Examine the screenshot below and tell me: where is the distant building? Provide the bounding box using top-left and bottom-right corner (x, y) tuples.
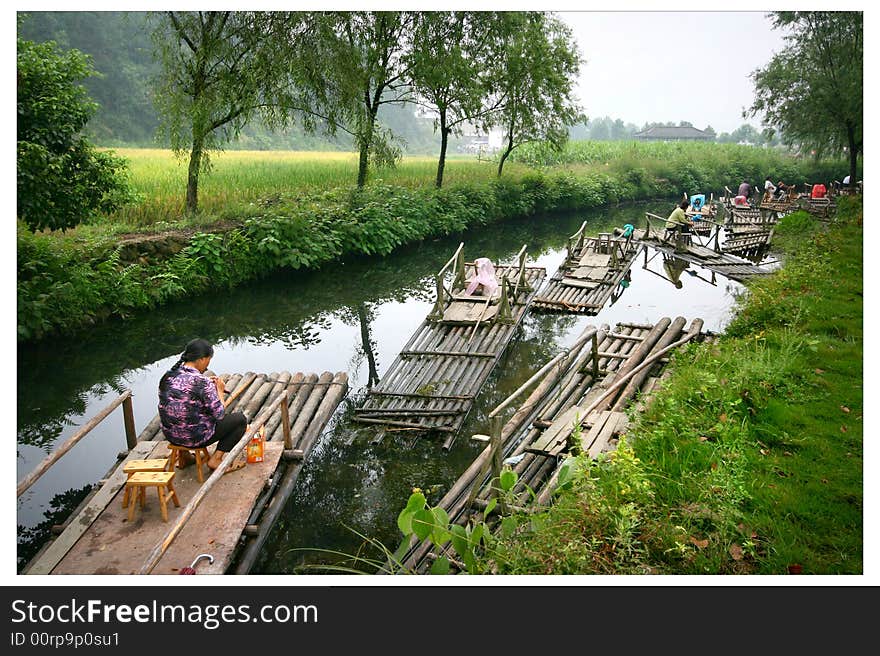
(634, 126), (715, 142)
(460, 124), (504, 154)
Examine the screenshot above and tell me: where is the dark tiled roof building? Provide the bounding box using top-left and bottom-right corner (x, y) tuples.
(634, 126), (714, 141)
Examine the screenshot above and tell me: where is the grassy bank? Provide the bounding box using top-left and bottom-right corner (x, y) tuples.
(488, 197), (863, 575)
(18, 143), (849, 343)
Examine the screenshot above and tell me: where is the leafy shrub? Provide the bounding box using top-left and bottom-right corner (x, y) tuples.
(17, 35), (134, 231)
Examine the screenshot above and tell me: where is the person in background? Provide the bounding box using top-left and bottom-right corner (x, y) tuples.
(811, 182), (827, 199)
(158, 338), (248, 474)
(664, 199), (691, 241)
(843, 174), (851, 188)
(774, 181), (789, 200)
(763, 178), (777, 203)
(737, 180), (752, 199)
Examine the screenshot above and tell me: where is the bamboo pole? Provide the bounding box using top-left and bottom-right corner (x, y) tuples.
(17, 390), (133, 498)
(536, 320), (704, 506)
(233, 372), (348, 574)
(122, 395), (137, 450)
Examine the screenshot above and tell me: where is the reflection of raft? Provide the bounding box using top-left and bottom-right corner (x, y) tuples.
(620, 214), (772, 282)
(354, 243), (546, 448)
(532, 222), (638, 314)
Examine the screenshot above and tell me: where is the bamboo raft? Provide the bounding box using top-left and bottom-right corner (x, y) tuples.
(759, 198), (799, 215)
(796, 196), (836, 219)
(617, 215), (772, 283)
(354, 243), (546, 449)
(23, 370), (348, 575)
(531, 222), (639, 314)
(726, 205), (778, 227)
(393, 317), (705, 574)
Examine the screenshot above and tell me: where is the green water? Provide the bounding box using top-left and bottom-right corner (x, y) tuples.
(17, 201), (750, 573)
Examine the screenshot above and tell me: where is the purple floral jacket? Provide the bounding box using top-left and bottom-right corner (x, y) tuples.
(158, 364), (225, 447)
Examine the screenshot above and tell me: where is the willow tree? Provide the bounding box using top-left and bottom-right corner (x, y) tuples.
(152, 11), (304, 214)
(487, 12), (583, 177)
(748, 12), (863, 183)
(299, 11), (417, 188)
(407, 12), (502, 188)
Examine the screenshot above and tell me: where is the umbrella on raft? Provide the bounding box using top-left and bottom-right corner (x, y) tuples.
(179, 553), (214, 575)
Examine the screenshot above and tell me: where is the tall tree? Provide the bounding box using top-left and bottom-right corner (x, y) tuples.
(151, 11), (300, 213)
(408, 12), (501, 188)
(301, 12), (417, 188)
(17, 31), (132, 231)
(748, 11), (862, 182)
(487, 12), (583, 176)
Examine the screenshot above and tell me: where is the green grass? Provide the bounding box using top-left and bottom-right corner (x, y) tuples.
(103, 148), (532, 228)
(492, 198), (863, 575)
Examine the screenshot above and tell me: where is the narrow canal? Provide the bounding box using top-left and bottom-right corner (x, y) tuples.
(16, 200), (758, 573)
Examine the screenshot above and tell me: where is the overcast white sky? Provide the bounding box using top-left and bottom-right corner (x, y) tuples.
(9, 4), (869, 136)
(558, 11), (787, 134)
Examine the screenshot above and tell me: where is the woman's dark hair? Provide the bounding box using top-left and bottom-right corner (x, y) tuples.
(180, 338), (214, 364)
(679, 199), (690, 209)
(160, 339), (214, 391)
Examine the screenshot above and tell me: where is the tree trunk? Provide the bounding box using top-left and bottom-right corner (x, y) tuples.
(497, 137), (514, 177)
(186, 134), (204, 214)
(357, 108), (378, 189)
(847, 124), (858, 185)
(435, 109), (449, 188)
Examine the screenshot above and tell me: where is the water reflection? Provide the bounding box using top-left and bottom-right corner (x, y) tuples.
(17, 200), (753, 572)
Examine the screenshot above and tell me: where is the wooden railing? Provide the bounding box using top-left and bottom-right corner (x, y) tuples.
(468, 326), (602, 511)
(17, 390), (137, 498)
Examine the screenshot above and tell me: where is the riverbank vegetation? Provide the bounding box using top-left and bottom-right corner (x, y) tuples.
(17, 142), (849, 343)
(481, 197), (863, 575)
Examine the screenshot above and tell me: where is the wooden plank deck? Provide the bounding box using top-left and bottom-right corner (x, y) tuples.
(532, 232), (639, 314)
(24, 369), (348, 575)
(50, 441), (284, 575)
(354, 247), (545, 448)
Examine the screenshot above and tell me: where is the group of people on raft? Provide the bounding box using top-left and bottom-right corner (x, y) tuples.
(731, 174), (857, 208)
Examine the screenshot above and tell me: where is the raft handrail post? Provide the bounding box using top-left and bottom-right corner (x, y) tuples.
(489, 414), (506, 514)
(567, 221), (586, 264)
(496, 277), (513, 324)
(591, 332), (599, 378)
(428, 273), (447, 320)
(122, 394), (137, 451)
(453, 245), (465, 291)
(281, 389), (292, 449)
(514, 244), (529, 294)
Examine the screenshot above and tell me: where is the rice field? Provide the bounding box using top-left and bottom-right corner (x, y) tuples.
(109, 148), (529, 226)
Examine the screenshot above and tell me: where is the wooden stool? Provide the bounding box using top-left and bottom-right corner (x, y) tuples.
(166, 444), (210, 483)
(125, 471), (180, 522)
(121, 458), (169, 508)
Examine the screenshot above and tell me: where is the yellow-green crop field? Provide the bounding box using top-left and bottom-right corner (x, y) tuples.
(110, 148), (531, 226)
